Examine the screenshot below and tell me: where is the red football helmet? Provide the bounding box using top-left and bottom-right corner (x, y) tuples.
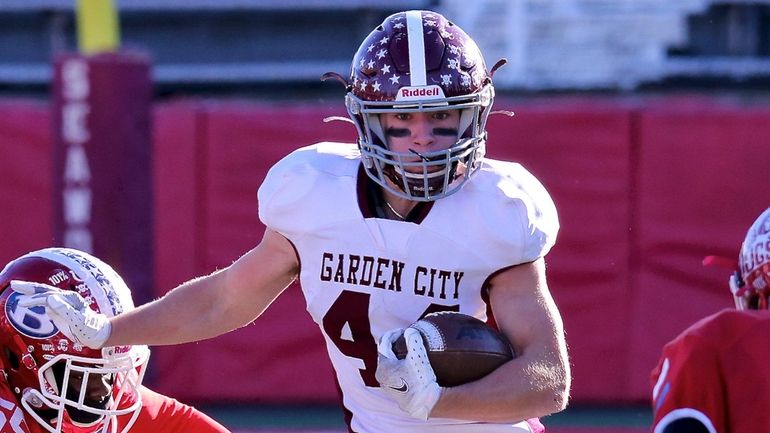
(0, 248), (149, 433)
(344, 10), (496, 201)
(731, 207), (770, 310)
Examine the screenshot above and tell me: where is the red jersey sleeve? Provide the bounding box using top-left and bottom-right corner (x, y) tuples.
(651, 310), (770, 433)
(649, 310), (770, 433)
(650, 332), (723, 433)
(125, 387), (229, 433)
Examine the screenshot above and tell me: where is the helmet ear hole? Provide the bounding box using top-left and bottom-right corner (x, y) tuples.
(4, 347), (20, 371)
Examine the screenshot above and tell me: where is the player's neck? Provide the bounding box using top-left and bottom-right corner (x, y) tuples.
(382, 190), (416, 221)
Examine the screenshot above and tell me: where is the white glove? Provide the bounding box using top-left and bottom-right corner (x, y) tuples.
(11, 280), (111, 349)
(375, 327), (443, 420)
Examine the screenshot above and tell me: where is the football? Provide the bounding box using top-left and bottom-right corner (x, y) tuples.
(392, 311), (515, 387)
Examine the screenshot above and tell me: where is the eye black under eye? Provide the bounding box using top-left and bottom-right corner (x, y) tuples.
(433, 128), (458, 136)
(385, 127), (410, 138)
(385, 127), (458, 138)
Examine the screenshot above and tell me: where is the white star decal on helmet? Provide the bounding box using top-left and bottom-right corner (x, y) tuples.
(345, 9), (495, 201)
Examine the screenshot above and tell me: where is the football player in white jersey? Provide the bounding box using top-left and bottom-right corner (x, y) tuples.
(11, 10), (570, 433)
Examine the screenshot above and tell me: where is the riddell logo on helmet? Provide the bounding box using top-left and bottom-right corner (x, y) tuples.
(395, 85), (446, 101)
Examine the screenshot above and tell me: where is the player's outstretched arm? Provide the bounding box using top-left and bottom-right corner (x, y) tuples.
(108, 228), (299, 347)
(12, 229), (298, 348)
(429, 258), (570, 422)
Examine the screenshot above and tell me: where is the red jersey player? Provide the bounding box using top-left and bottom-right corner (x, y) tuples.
(650, 207), (770, 433)
(0, 248), (230, 433)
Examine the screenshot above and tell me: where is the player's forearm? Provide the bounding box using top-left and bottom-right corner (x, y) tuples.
(430, 353), (570, 422)
(106, 270), (241, 346)
(103, 231), (299, 347)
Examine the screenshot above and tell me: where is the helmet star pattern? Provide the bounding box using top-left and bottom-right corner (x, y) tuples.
(350, 11), (485, 102)
(344, 10), (496, 201)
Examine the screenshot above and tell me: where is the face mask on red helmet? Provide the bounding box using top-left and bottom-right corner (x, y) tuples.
(0, 248), (149, 433)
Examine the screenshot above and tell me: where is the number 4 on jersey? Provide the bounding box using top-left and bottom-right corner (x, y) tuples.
(322, 290), (457, 387)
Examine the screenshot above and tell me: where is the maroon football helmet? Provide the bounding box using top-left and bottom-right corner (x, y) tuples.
(345, 10), (496, 201)
(731, 207), (770, 309)
(0, 248), (149, 433)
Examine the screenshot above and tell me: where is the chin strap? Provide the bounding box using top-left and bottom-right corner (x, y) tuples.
(322, 116), (355, 125)
(320, 72), (355, 129)
(489, 58), (508, 78)
(321, 71), (351, 90)
(490, 109), (515, 117)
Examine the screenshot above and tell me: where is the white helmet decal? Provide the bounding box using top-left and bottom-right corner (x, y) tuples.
(5, 292), (59, 339)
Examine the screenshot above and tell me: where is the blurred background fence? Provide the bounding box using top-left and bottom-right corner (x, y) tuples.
(3, 0), (770, 431)
(4, 0), (770, 93)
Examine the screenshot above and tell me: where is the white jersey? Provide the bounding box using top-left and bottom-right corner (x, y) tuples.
(258, 142), (559, 433)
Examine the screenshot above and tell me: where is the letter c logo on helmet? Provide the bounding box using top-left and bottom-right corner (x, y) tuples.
(5, 292), (59, 339)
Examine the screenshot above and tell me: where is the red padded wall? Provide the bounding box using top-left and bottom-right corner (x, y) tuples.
(151, 101), (208, 393)
(3, 96), (770, 406)
(489, 99), (635, 402)
(0, 101), (53, 265)
(152, 98), (641, 404)
(627, 99), (770, 400)
(152, 101), (203, 292)
(147, 97), (770, 404)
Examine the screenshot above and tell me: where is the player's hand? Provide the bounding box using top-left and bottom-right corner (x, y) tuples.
(375, 327), (442, 420)
(10, 280), (111, 349)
